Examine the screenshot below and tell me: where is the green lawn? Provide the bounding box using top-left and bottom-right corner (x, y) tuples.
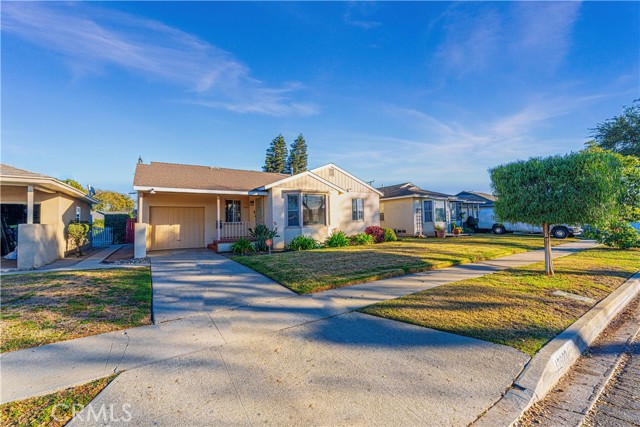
(231, 234), (576, 294)
(1, 268), (152, 353)
(360, 247), (640, 356)
(1, 375), (116, 427)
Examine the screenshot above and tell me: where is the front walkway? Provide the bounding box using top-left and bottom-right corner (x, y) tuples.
(0, 244), (139, 276)
(2, 241), (597, 425)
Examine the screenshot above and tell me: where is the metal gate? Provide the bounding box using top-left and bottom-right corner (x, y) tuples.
(91, 227), (114, 247)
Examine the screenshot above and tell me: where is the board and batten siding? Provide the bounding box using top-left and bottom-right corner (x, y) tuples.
(313, 166), (371, 193)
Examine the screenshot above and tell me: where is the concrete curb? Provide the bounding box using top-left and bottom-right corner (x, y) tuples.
(473, 270), (640, 427)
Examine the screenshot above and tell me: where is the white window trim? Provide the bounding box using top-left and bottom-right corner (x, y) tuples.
(352, 198), (364, 221)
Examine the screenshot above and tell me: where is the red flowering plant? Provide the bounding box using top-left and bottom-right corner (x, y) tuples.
(364, 225), (385, 243)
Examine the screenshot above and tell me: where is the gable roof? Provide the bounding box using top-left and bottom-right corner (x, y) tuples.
(0, 164), (98, 204)
(377, 182), (453, 200)
(311, 163), (384, 196)
(133, 162), (288, 193)
(258, 170), (346, 193)
(456, 191), (496, 205)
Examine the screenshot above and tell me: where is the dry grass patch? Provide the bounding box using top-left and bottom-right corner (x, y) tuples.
(1, 375), (115, 427)
(361, 247), (640, 356)
(1, 268), (151, 353)
(231, 234), (575, 294)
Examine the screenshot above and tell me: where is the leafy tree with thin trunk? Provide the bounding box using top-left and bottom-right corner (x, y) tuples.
(287, 134), (308, 175)
(263, 134), (288, 173)
(490, 151), (623, 276)
(61, 178), (87, 194)
(589, 100), (640, 158)
(93, 190), (135, 213)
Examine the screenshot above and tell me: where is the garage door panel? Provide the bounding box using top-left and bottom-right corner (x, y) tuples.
(150, 207), (204, 250)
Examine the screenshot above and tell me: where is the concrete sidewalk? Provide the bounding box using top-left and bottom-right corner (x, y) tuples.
(0, 244), (142, 276)
(1, 240), (596, 406)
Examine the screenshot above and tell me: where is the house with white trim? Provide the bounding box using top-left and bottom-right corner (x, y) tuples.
(377, 183), (482, 237)
(133, 161), (381, 255)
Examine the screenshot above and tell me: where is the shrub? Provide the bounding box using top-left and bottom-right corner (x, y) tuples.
(67, 221), (90, 256)
(325, 231), (350, 247)
(231, 238), (255, 255)
(364, 225), (385, 243)
(350, 233), (374, 245)
(92, 219), (105, 228)
(288, 235), (319, 251)
(383, 228), (397, 242)
(465, 216), (479, 229)
(105, 214), (130, 244)
(586, 221), (640, 249)
(249, 223), (279, 252)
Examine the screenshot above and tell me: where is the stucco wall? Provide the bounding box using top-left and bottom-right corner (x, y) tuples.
(380, 198), (416, 236)
(17, 224), (60, 269)
(269, 187), (379, 249)
(1, 185), (91, 259)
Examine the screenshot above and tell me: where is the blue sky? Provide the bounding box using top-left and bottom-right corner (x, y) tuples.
(2, 1), (639, 194)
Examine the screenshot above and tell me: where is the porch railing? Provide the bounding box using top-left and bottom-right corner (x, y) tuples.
(219, 222), (255, 240)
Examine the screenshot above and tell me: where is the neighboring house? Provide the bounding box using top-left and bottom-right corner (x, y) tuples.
(132, 161), (381, 254)
(377, 183), (482, 237)
(0, 164), (97, 269)
(455, 191), (496, 209)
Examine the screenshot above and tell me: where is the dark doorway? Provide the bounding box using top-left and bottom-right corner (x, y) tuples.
(1, 204), (41, 256)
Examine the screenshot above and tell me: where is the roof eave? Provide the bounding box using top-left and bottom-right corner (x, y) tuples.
(1, 175), (98, 204)
(133, 185), (269, 196)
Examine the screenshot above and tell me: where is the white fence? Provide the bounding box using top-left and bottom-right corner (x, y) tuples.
(91, 227), (114, 247)
(220, 222), (254, 240)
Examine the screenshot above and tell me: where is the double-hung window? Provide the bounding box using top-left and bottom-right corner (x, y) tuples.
(434, 200), (446, 222)
(302, 194), (326, 226)
(423, 201), (433, 222)
(352, 198), (364, 221)
(225, 200), (241, 223)
(287, 194), (300, 227)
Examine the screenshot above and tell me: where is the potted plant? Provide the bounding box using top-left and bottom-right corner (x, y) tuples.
(434, 224), (446, 238)
(452, 221), (463, 236)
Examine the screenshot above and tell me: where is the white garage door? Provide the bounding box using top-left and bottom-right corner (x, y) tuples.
(149, 207), (205, 250)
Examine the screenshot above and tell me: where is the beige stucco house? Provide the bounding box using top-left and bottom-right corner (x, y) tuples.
(378, 183), (481, 237)
(1, 164), (97, 269)
(132, 161), (381, 255)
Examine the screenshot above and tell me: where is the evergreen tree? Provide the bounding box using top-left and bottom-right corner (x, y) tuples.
(263, 134), (288, 173)
(287, 134), (308, 175)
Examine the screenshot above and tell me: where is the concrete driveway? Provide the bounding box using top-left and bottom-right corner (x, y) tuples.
(150, 249), (296, 322)
(65, 248), (537, 426)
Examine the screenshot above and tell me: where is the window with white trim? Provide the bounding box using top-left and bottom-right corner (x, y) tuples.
(352, 198), (364, 221)
(423, 201), (433, 222)
(287, 194), (300, 227)
(434, 200), (446, 222)
(225, 200), (241, 223)
(302, 194), (326, 226)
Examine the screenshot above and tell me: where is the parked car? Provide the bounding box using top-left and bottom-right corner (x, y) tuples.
(477, 208), (582, 239)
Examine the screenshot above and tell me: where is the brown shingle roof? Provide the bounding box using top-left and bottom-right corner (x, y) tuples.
(0, 164), (51, 179)
(133, 162), (289, 192)
(377, 182), (453, 199)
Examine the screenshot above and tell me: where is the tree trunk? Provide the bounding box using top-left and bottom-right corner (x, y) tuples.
(543, 223), (554, 276)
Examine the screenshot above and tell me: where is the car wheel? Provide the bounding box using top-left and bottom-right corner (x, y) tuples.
(492, 225), (506, 234)
(552, 227), (569, 239)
